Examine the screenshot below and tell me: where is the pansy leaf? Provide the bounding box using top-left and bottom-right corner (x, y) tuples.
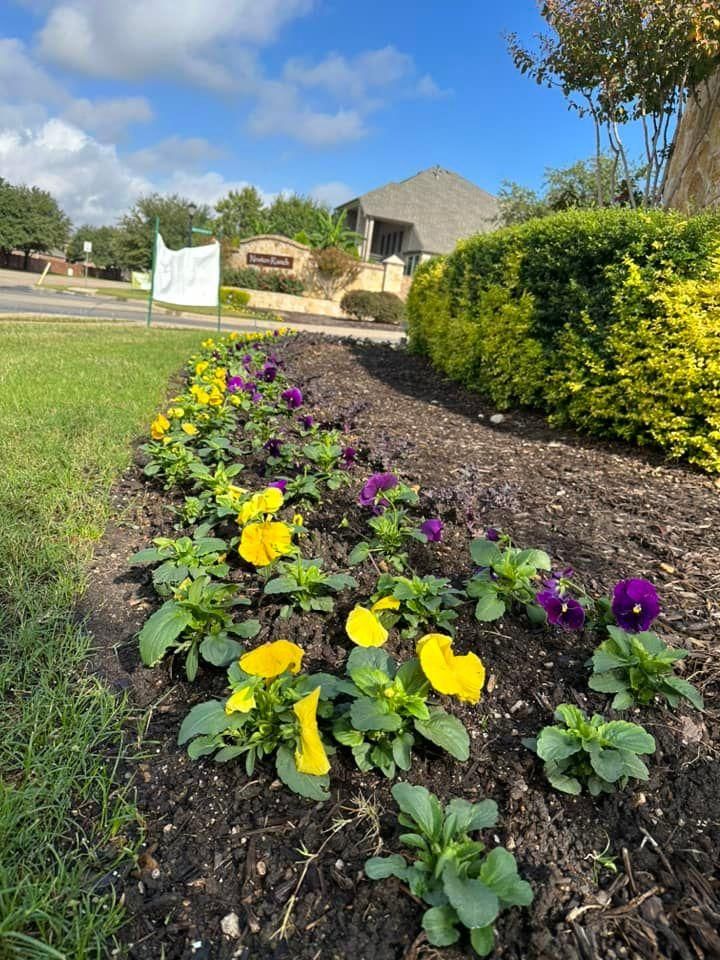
(536, 727), (581, 761)
(422, 905), (460, 947)
(275, 744), (329, 801)
(138, 601), (192, 667)
(187, 735), (218, 759)
(185, 643), (199, 681)
(479, 847), (533, 905)
(544, 761), (582, 795)
(618, 750), (650, 781)
(610, 690), (635, 710)
(199, 634), (244, 667)
(297, 672), (356, 700)
(392, 732), (414, 771)
(469, 540), (502, 567)
(391, 782), (443, 839)
(442, 861), (499, 929)
(588, 673), (628, 694)
(350, 697), (402, 732)
(348, 542), (371, 565)
(128, 547), (163, 565)
(414, 710), (470, 761)
(263, 576), (298, 595)
(469, 925), (495, 957)
(178, 700), (230, 744)
(662, 676), (704, 710)
(600, 722), (655, 754)
(514, 548), (551, 571)
(347, 646), (396, 678)
(589, 747), (628, 784)
(227, 618), (261, 638)
(365, 854), (409, 881)
(396, 658), (428, 695)
(471, 583), (505, 622)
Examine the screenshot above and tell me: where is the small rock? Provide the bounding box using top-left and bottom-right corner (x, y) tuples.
(256, 860), (267, 876)
(221, 913), (241, 939)
(489, 413), (506, 425)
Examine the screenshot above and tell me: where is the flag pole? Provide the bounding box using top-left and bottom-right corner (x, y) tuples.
(146, 216), (159, 328)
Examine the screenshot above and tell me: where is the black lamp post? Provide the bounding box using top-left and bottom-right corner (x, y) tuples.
(187, 201), (197, 247)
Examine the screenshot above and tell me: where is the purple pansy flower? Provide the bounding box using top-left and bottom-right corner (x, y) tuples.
(264, 438), (282, 457)
(242, 354), (252, 367)
(611, 579), (660, 633)
(542, 567), (575, 596)
(420, 518), (443, 542)
(262, 363), (278, 383)
(536, 590), (586, 631)
(358, 472), (398, 509)
(486, 527), (500, 542)
(341, 445), (357, 465)
(299, 415), (314, 429)
(226, 375), (245, 393)
(281, 387), (303, 409)
(268, 479), (287, 493)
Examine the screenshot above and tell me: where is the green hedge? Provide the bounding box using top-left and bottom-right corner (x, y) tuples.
(407, 209), (720, 472)
(341, 290), (406, 325)
(223, 266), (304, 296)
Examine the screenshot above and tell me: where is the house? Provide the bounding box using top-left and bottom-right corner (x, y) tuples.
(337, 166), (499, 275)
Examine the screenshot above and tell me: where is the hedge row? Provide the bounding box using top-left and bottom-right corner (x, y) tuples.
(340, 289), (406, 325)
(223, 266), (305, 296)
(407, 209), (720, 472)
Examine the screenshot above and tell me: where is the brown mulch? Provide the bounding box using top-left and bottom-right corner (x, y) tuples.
(84, 334), (720, 960)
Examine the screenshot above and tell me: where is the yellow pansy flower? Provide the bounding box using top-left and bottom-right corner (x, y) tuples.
(346, 606), (388, 647)
(239, 521), (293, 566)
(214, 367), (227, 380)
(225, 686), (256, 714)
(167, 406), (185, 419)
(150, 413), (170, 439)
(237, 487), (284, 525)
(201, 338), (215, 349)
(190, 386), (210, 405)
(294, 687), (330, 775)
(181, 422), (199, 436)
(207, 388), (223, 406)
(416, 633), (485, 704)
(228, 331), (239, 341)
(239, 639), (304, 678)
(292, 513), (303, 527)
(195, 361), (209, 375)
(371, 596), (401, 613)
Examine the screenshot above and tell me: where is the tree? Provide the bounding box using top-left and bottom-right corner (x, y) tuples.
(299, 209), (362, 253)
(310, 247), (361, 299)
(0, 178), (23, 264)
(264, 194), (326, 239)
(115, 194), (213, 270)
(2, 183), (71, 269)
(498, 154), (644, 226)
(507, 1), (720, 207)
(67, 225), (122, 269)
(215, 186), (266, 243)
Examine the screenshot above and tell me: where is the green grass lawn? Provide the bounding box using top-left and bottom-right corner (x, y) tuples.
(0, 320), (202, 958)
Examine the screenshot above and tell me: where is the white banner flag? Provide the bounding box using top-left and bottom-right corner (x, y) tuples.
(153, 233), (220, 307)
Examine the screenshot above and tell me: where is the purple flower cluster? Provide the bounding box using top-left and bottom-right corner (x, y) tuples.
(281, 387), (303, 410)
(358, 472), (398, 510)
(536, 568), (585, 630)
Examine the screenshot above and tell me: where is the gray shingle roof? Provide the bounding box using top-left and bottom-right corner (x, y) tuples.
(338, 166), (499, 254)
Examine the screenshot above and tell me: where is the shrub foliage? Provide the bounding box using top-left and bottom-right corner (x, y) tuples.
(223, 266), (304, 296)
(341, 289), (406, 325)
(407, 209), (720, 471)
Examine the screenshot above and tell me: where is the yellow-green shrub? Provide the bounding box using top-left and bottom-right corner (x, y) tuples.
(407, 209), (720, 472)
(220, 286), (251, 310)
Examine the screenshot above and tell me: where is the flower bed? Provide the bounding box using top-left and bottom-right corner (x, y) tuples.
(93, 334), (719, 959)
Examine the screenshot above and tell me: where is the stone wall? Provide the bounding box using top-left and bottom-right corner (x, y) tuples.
(664, 70), (720, 212)
(227, 235), (407, 302)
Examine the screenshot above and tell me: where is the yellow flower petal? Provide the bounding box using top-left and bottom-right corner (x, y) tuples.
(239, 639), (304, 678)
(225, 686), (256, 714)
(150, 413), (170, 440)
(195, 361), (209, 375)
(292, 513), (303, 527)
(371, 596), (401, 613)
(238, 487), (284, 524)
(181, 422), (198, 436)
(346, 606), (388, 647)
(239, 520), (292, 566)
(417, 633), (485, 704)
(294, 687), (330, 775)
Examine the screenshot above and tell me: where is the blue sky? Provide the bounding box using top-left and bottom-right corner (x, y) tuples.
(0, 1), (622, 225)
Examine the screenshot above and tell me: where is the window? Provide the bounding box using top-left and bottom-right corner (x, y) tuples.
(404, 254), (420, 276)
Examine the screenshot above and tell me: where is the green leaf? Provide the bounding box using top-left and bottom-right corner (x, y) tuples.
(611, 690), (635, 710)
(479, 848), (533, 905)
(365, 854), (408, 881)
(185, 643), (199, 681)
(473, 584), (506, 622)
(391, 782), (442, 839)
(324, 573), (357, 591)
(128, 547), (162, 565)
(601, 721), (655, 754)
(187, 735), (217, 758)
(422, 906), (460, 947)
(469, 540), (502, 567)
(153, 561), (188, 585)
(588, 673), (629, 694)
(346, 646), (395, 678)
(544, 762), (582, 795)
(264, 575), (297, 595)
(442, 862), (499, 930)
(469, 925), (495, 957)
(350, 697), (402, 732)
(444, 798), (498, 836)
(349, 666), (391, 695)
(348, 541), (371, 565)
(662, 675), (704, 710)
(199, 634), (244, 667)
(275, 744), (329, 801)
(396, 658), (428, 696)
(178, 700), (230, 744)
(515, 548), (551, 571)
(138, 601), (192, 667)
(392, 732), (414, 771)
(227, 618), (261, 639)
(414, 709), (469, 761)
(525, 602), (547, 625)
(554, 703), (585, 728)
(536, 727), (581, 761)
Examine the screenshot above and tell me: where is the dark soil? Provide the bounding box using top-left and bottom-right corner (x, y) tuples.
(84, 335), (720, 960)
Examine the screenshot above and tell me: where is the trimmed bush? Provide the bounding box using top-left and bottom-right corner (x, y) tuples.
(341, 290), (406, 325)
(407, 209), (720, 472)
(223, 266), (304, 296)
(220, 286), (251, 310)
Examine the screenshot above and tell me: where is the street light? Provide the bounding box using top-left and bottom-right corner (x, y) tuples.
(187, 201), (198, 247)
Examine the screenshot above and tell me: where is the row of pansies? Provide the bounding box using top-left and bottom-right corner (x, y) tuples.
(133, 329), (703, 956)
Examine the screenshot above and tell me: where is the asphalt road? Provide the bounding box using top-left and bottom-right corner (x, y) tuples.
(0, 283), (404, 341)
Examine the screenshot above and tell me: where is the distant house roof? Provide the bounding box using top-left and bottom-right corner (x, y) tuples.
(338, 166), (499, 254)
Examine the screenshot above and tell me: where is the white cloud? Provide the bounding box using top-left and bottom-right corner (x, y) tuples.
(62, 96), (153, 141)
(310, 180), (355, 208)
(247, 80), (367, 145)
(0, 37), (62, 104)
(128, 136), (223, 173)
(37, 0), (313, 88)
(284, 46), (414, 101)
